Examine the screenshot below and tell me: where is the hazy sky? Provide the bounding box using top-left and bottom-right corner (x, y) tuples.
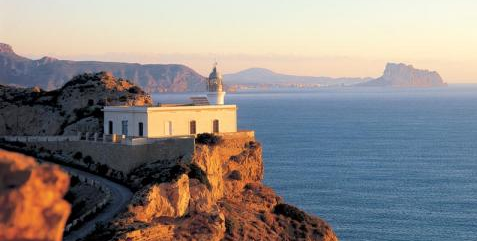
(1, 0), (477, 82)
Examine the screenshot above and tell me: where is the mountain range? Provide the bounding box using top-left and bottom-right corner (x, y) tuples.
(0, 43), (206, 92)
(224, 68), (371, 88)
(0, 43), (447, 92)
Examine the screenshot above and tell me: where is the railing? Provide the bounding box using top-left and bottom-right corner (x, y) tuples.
(0, 135), (80, 142)
(63, 172), (112, 233)
(0, 130), (252, 146)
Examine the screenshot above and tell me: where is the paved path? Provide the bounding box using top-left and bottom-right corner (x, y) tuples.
(58, 165), (133, 241)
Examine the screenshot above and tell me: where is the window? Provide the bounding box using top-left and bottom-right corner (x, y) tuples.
(121, 120), (128, 136)
(108, 121), (113, 134)
(190, 120), (197, 135)
(165, 121), (172, 135)
(138, 122), (144, 137)
(213, 119), (219, 133)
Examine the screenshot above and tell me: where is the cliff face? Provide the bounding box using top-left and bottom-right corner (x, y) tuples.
(87, 136), (338, 241)
(0, 72), (152, 135)
(0, 43), (206, 92)
(0, 149), (71, 241)
(359, 63), (447, 87)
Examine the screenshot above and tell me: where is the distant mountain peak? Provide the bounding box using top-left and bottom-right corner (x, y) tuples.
(37, 56), (58, 64)
(231, 68), (278, 75)
(0, 43), (15, 54)
(359, 62), (446, 87)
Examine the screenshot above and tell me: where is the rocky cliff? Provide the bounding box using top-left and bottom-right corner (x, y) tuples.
(0, 71), (152, 135)
(0, 149), (71, 241)
(359, 63), (447, 87)
(0, 43), (206, 92)
(86, 135), (338, 241)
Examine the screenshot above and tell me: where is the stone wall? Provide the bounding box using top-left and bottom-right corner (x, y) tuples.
(25, 138), (195, 174)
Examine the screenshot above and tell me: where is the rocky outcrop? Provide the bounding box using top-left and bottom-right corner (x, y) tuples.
(128, 174), (190, 222)
(359, 63), (447, 87)
(0, 43), (15, 54)
(0, 43), (206, 92)
(0, 149), (71, 241)
(0, 71), (152, 135)
(86, 136), (338, 241)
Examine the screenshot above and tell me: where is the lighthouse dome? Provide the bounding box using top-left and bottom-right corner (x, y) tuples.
(209, 66), (222, 80)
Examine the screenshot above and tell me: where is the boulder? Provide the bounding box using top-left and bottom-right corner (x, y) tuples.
(0, 149), (71, 241)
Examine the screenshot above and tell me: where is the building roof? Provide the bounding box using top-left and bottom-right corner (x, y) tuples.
(103, 104), (236, 113)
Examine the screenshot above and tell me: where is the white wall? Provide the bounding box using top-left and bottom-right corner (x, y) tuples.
(103, 105), (237, 137)
(103, 110), (148, 137)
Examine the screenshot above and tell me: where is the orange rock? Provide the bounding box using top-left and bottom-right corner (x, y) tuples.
(128, 174), (190, 222)
(0, 149), (71, 241)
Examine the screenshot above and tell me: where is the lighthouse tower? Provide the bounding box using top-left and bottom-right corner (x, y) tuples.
(207, 62), (226, 105)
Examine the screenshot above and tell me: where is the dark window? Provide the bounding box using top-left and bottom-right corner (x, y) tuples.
(87, 99), (94, 106)
(121, 120), (128, 136)
(138, 122), (144, 137)
(108, 121), (113, 134)
(190, 120), (197, 135)
(213, 119), (219, 133)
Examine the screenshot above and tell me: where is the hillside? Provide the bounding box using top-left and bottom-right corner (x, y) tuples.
(358, 63), (447, 87)
(0, 43), (206, 92)
(0, 72), (152, 135)
(224, 68), (370, 88)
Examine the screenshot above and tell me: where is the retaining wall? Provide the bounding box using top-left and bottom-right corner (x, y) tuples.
(26, 137), (195, 174)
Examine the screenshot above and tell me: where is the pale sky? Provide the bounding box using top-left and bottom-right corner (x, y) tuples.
(1, 0), (477, 82)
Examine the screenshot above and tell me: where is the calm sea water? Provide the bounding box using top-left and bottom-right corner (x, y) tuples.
(153, 86), (477, 241)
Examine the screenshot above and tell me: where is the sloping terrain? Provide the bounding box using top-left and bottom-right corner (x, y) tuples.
(0, 43), (206, 92)
(0, 71), (152, 135)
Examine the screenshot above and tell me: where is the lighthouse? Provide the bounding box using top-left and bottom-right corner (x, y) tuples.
(206, 62), (226, 105)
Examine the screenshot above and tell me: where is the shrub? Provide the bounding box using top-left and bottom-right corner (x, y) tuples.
(97, 163), (110, 176)
(83, 155), (93, 166)
(195, 133), (221, 146)
(128, 86), (141, 94)
(273, 203), (306, 222)
(228, 170), (242, 180)
(73, 152), (83, 160)
(189, 164), (212, 190)
(118, 96), (128, 102)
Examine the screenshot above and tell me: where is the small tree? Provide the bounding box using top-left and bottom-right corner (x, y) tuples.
(73, 152), (83, 160)
(83, 155), (93, 167)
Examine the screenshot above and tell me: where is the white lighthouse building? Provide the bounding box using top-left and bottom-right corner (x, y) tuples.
(102, 63), (237, 138)
(207, 62), (226, 105)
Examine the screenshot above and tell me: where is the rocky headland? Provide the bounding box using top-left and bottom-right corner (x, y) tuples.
(359, 63), (447, 87)
(0, 71), (152, 136)
(0, 71), (338, 240)
(85, 135), (338, 241)
(0, 149), (71, 241)
(0, 43), (206, 92)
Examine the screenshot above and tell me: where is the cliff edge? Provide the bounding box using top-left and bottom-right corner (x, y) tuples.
(0, 149), (71, 241)
(86, 135), (338, 241)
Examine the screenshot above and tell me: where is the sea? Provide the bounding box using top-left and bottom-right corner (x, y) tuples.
(153, 85), (477, 241)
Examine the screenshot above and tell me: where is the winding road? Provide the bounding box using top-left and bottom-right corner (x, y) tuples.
(58, 165), (133, 241)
